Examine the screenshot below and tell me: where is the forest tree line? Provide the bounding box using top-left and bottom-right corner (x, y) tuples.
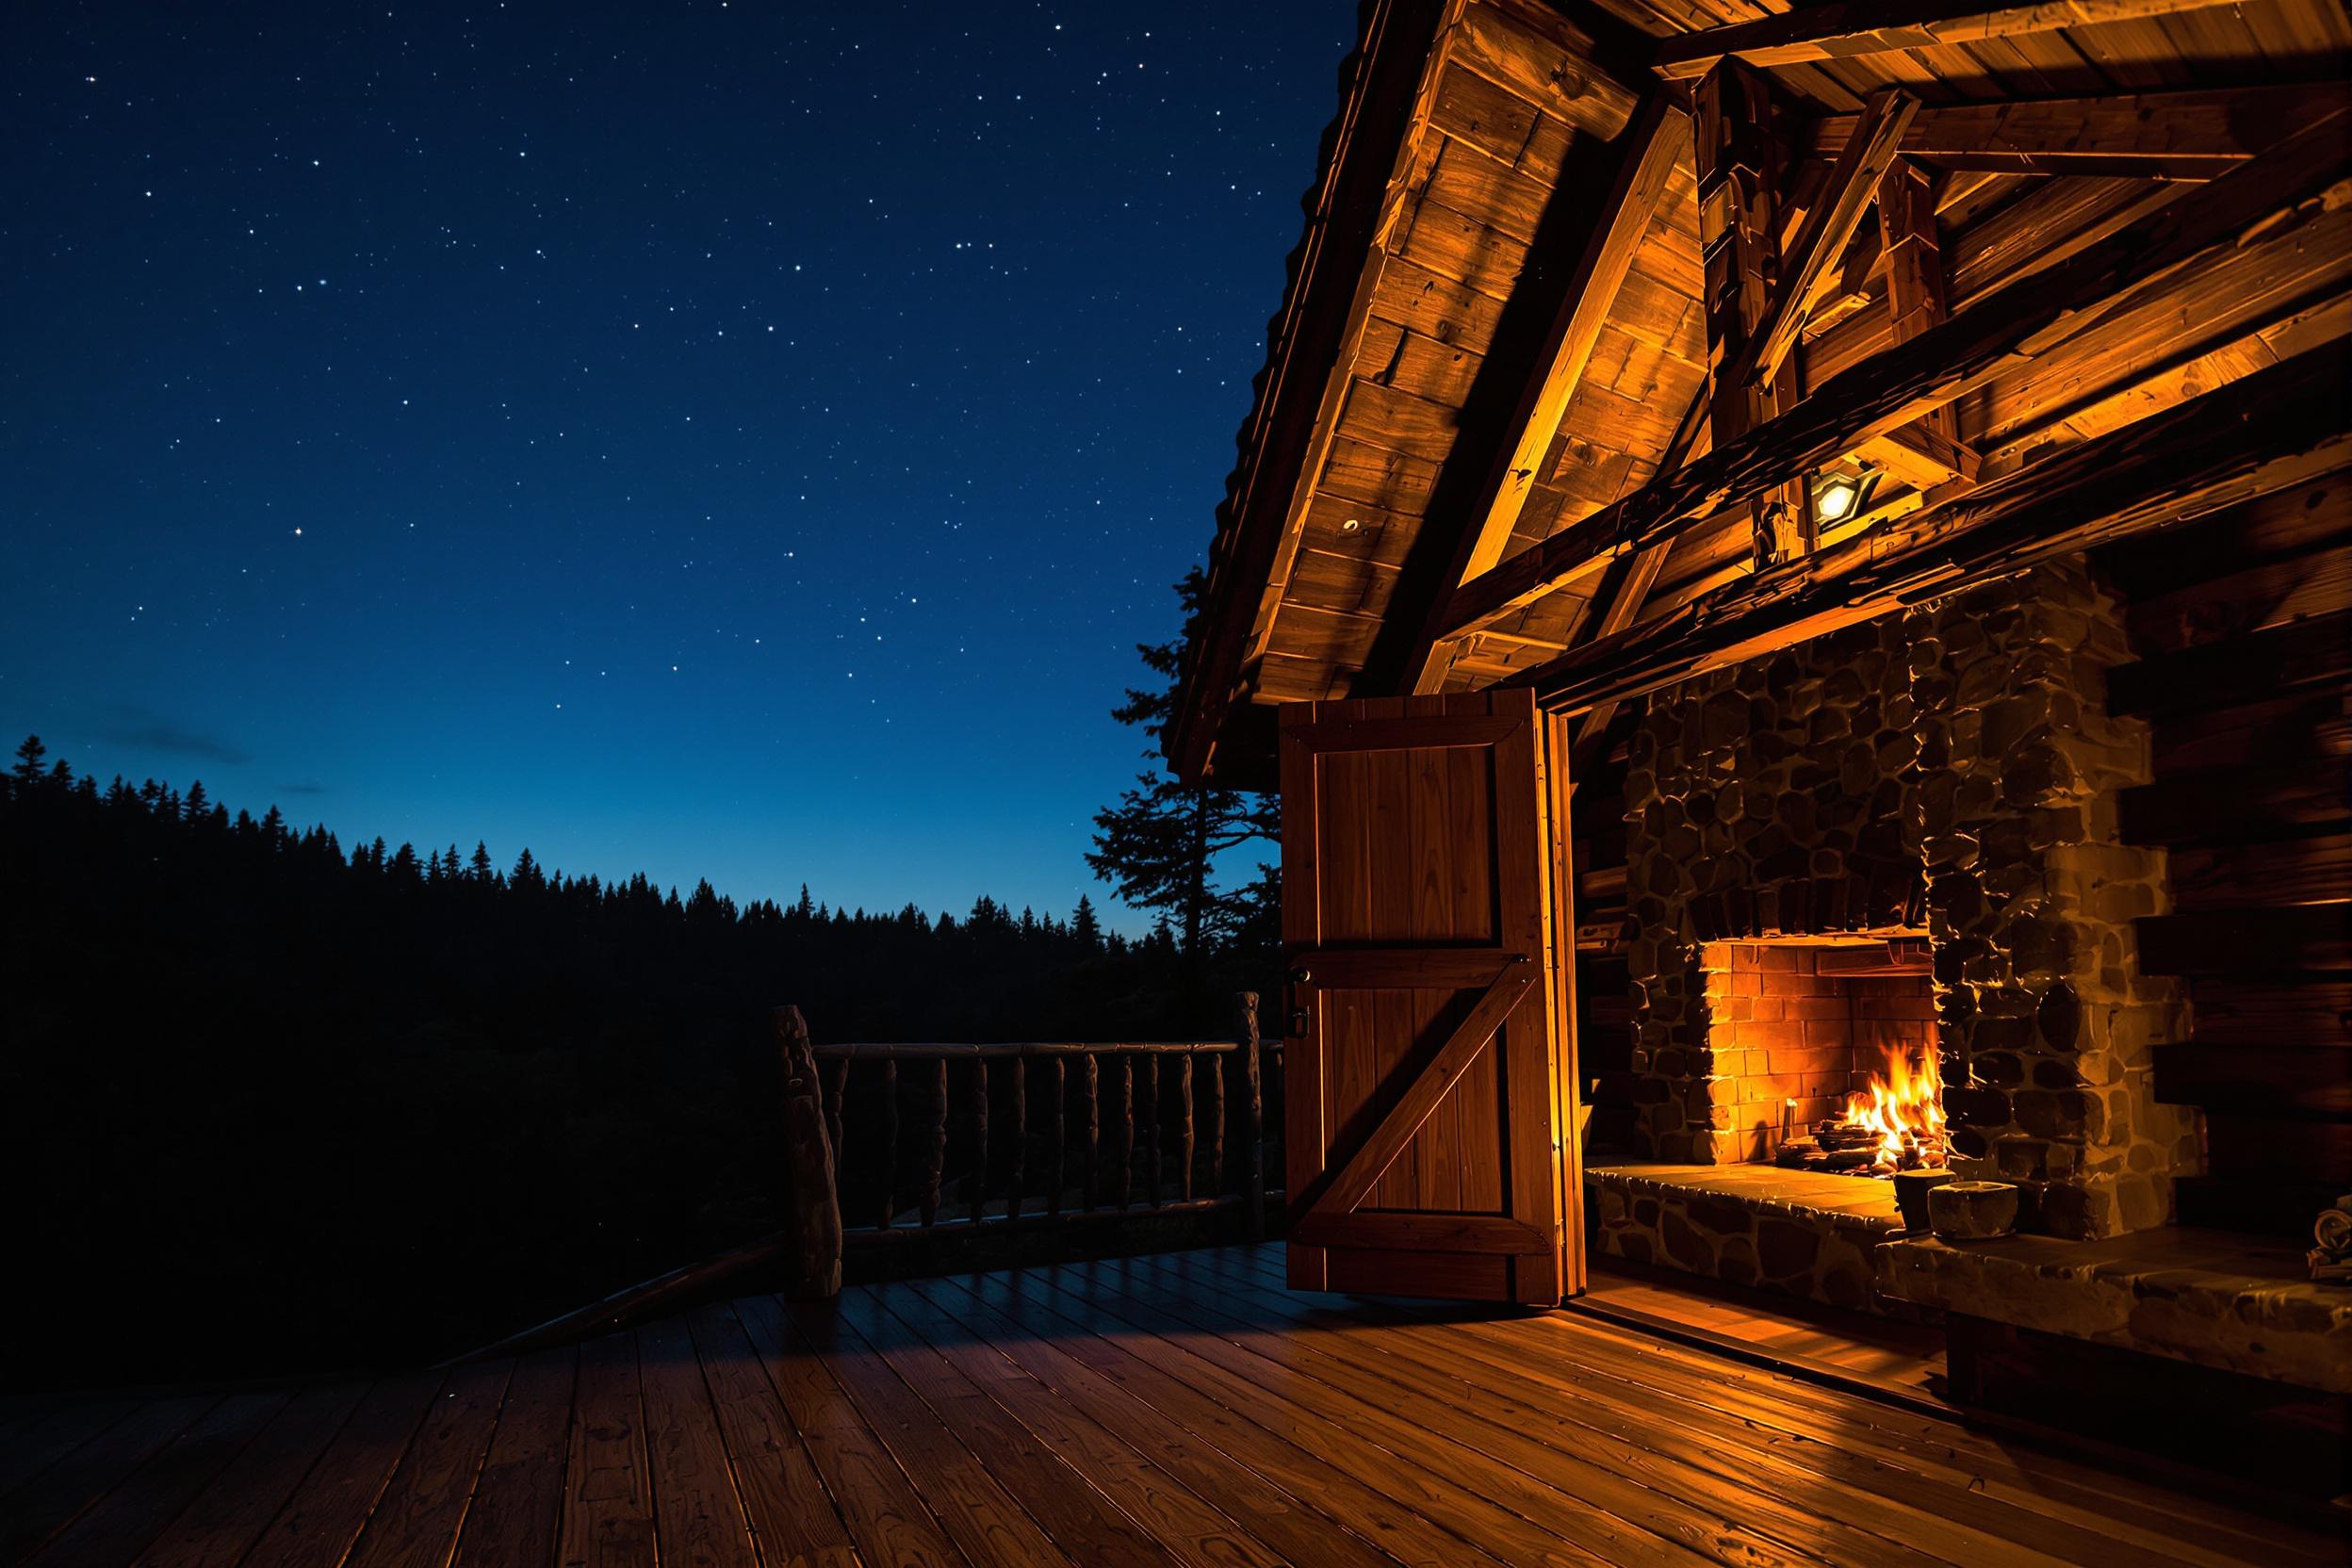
(0, 732), (1274, 1382)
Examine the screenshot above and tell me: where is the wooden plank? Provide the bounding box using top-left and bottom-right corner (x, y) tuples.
(25, 1394), (286, 1568)
(636, 1315), (760, 1567)
(1515, 341), (2352, 715)
(906, 1274), (1413, 1568)
(0, 1402), (140, 1503)
(865, 1288), (1289, 1568)
(126, 1385), (366, 1568)
(344, 1359), (511, 1568)
(1293, 948), (1520, 989)
(1288, 1213), (1549, 1251)
(449, 1348), (577, 1568)
(2154, 1045), (2352, 1115)
(1404, 97), (1686, 695)
(680, 1304), (857, 1568)
(558, 1334), (655, 1568)
(0, 1397), (213, 1564)
(2165, 833), (2352, 910)
(1808, 84), (2345, 177)
(2135, 903), (2352, 974)
(787, 1295), (1127, 1568)
(1654, 0), (2255, 80)
(2107, 608), (2352, 717)
(1303, 963), (1534, 1222)
(237, 1375), (441, 1568)
(1440, 112), (2352, 641)
(731, 1294), (971, 1568)
(2120, 759), (2352, 845)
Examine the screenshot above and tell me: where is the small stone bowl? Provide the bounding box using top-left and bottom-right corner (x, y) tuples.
(1893, 1168), (1955, 1233)
(1929, 1179), (2020, 1241)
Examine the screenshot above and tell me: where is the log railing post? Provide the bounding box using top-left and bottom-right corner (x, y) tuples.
(1202, 1042), (1226, 1201)
(1048, 1056), (1067, 1221)
(968, 1058), (989, 1222)
(1083, 1051), (1102, 1212)
(1005, 1056), (1026, 1227)
(1176, 1052), (1196, 1203)
(1140, 1052), (1162, 1208)
(776, 1006), (842, 1300)
(876, 1057), (899, 1233)
(920, 1057), (949, 1231)
(1238, 991), (1265, 1238)
(1113, 1054), (1135, 1210)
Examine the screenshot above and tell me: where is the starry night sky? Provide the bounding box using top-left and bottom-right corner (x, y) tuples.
(3, 2), (1350, 927)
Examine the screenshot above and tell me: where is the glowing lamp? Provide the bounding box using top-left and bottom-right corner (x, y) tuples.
(1814, 473), (1863, 524)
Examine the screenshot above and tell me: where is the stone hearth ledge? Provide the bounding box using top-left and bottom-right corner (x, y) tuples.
(1586, 1161), (1906, 1314)
(1874, 1229), (2350, 1393)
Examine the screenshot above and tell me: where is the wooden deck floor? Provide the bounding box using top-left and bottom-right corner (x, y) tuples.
(0, 1243), (2330, 1568)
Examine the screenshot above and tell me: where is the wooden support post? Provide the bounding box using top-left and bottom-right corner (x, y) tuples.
(1176, 1052), (1196, 1203)
(1140, 1052), (1162, 1208)
(822, 1056), (847, 1190)
(775, 1006), (841, 1301)
(967, 1058), (988, 1221)
(1047, 1056), (1066, 1221)
(1114, 1054), (1135, 1210)
(1082, 1051), (1101, 1212)
(875, 1058), (897, 1233)
(1238, 992), (1266, 1238)
(920, 1058), (949, 1231)
(1005, 1055), (1025, 1228)
(1694, 60), (1810, 570)
(1874, 159), (1963, 444)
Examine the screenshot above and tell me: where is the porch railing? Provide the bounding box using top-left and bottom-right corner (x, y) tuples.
(777, 993), (1278, 1295)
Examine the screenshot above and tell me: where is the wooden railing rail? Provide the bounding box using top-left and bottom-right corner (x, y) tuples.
(780, 992), (1276, 1296)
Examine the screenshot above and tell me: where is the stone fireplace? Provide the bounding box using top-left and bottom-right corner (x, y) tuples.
(1589, 560), (2202, 1309)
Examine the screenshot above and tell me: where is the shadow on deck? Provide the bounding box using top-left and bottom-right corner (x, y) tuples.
(0, 1242), (2330, 1567)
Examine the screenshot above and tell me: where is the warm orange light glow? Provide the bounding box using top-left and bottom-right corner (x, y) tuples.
(1833, 1045), (1945, 1170)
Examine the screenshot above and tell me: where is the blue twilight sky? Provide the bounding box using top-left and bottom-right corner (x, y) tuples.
(2, 1), (1351, 929)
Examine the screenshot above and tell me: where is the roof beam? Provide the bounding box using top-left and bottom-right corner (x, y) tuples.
(1730, 88), (1919, 403)
(1808, 84), (2345, 180)
(1653, 0), (2256, 82)
(1433, 109), (2352, 645)
(1398, 97), (1686, 696)
(1511, 338), (2349, 715)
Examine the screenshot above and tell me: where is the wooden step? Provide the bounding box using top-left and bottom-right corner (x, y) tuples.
(2153, 1044), (2352, 1118)
(2118, 759), (2351, 846)
(2135, 903), (2352, 976)
(2107, 609), (2352, 719)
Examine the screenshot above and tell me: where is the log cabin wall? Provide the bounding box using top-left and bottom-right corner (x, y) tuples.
(1617, 561), (2199, 1240)
(2096, 472), (2352, 1238)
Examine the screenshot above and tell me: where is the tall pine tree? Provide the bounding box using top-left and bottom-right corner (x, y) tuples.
(1087, 568), (1278, 966)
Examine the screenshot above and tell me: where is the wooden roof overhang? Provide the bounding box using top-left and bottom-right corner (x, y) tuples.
(1168, 0), (2352, 790)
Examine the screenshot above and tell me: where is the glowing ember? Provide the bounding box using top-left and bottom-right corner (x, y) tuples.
(1830, 1046), (1946, 1175)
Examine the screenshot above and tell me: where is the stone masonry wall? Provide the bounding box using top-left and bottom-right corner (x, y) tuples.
(1621, 559), (2197, 1239)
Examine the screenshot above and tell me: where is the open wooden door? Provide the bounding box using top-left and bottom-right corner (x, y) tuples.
(1280, 686), (1583, 1304)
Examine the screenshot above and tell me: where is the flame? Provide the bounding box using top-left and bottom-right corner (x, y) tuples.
(1835, 1046), (1945, 1167)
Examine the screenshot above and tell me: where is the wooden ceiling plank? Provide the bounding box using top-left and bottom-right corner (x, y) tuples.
(1516, 340), (2351, 716)
(1434, 110), (2352, 645)
(1652, 0), (2257, 82)
(1400, 95), (1685, 696)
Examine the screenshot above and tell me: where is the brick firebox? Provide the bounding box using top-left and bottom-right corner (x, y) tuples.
(1700, 938), (1936, 1164)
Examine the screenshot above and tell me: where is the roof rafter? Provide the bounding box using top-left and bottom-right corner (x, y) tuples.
(1397, 95), (1688, 696)
(1433, 110), (2352, 646)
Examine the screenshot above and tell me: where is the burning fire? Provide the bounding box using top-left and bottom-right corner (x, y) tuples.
(1833, 1047), (1946, 1171)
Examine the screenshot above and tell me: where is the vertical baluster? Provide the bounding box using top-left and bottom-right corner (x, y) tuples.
(1238, 991), (1264, 1239)
(1047, 1056), (1067, 1222)
(1082, 1052), (1101, 1211)
(1175, 1051), (1195, 1203)
(1140, 1053), (1161, 1208)
(968, 1058), (988, 1222)
(921, 1057), (949, 1231)
(1005, 1055), (1026, 1227)
(1114, 1054), (1135, 1210)
(1202, 1045), (1225, 1199)
(877, 1057), (898, 1233)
